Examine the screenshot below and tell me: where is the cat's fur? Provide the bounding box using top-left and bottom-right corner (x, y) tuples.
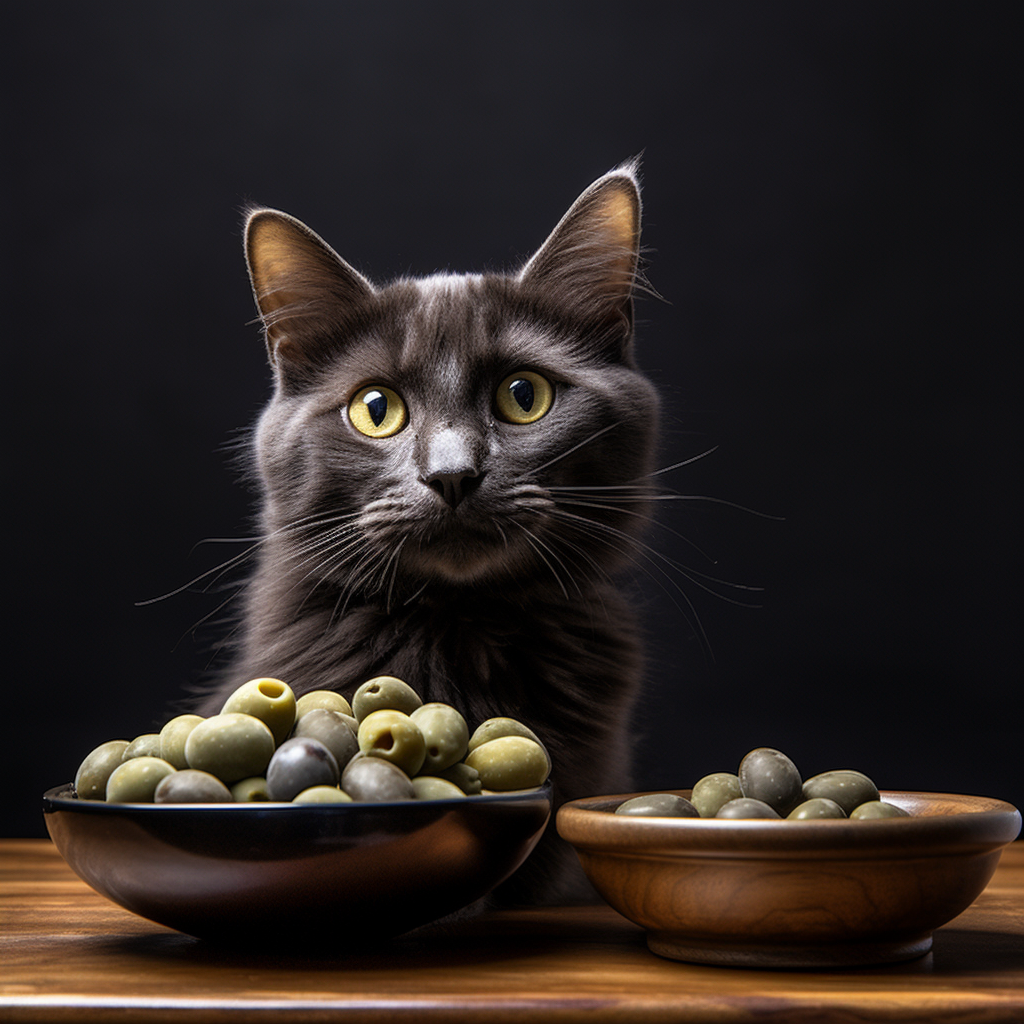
(200, 161), (660, 903)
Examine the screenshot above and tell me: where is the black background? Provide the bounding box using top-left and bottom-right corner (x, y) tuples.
(8, 2), (1021, 838)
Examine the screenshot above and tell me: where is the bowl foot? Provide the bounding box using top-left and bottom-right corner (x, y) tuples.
(646, 931), (933, 969)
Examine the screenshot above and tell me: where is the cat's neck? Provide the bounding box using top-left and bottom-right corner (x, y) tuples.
(228, 550), (640, 721)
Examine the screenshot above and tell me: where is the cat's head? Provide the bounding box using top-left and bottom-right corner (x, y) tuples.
(244, 163), (660, 598)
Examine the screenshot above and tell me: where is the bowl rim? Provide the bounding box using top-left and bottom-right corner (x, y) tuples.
(556, 789), (1021, 857)
(44, 780), (552, 815)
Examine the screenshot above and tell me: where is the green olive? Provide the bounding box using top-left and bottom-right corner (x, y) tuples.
(437, 762), (483, 794)
(691, 772), (743, 818)
(221, 677), (297, 747)
(74, 739), (130, 800)
(106, 757), (177, 802)
(159, 715), (205, 770)
(409, 703), (469, 774)
(357, 709), (427, 776)
(850, 800), (910, 819)
(341, 754), (415, 801)
(122, 733), (162, 761)
(787, 798), (847, 820)
(154, 769), (233, 803)
(292, 786), (353, 804)
(738, 748), (803, 815)
(801, 770), (880, 815)
(352, 676), (423, 721)
(292, 708), (359, 769)
(230, 776), (271, 802)
(467, 717), (551, 773)
(295, 689), (354, 720)
(464, 736), (550, 790)
(716, 797), (782, 819)
(615, 793), (699, 817)
(184, 713), (276, 784)
(411, 776), (467, 800)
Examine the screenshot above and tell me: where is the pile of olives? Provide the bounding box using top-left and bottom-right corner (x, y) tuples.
(74, 676), (551, 804)
(614, 747), (910, 820)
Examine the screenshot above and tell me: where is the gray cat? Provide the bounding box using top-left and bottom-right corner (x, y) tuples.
(200, 161), (660, 902)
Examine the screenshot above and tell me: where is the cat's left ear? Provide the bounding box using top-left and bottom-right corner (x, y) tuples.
(518, 160), (643, 359)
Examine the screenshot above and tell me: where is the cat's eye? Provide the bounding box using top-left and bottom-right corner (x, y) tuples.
(348, 385), (408, 438)
(495, 371), (554, 425)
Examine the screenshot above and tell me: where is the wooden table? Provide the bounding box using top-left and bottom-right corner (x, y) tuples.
(2, 839), (1022, 1022)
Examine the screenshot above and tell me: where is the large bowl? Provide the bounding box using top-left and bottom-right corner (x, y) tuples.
(44, 782), (551, 942)
(557, 789), (1020, 968)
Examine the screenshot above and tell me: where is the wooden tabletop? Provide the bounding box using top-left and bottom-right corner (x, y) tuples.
(3, 838), (1022, 1023)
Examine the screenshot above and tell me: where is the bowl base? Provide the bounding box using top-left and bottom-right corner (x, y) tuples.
(646, 931), (933, 969)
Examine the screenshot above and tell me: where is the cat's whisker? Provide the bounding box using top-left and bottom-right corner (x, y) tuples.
(509, 521), (573, 601)
(136, 510), (364, 607)
(544, 508), (716, 659)
(383, 537), (408, 613)
(547, 506), (762, 604)
(549, 494), (717, 564)
(531, 422), (620, 476)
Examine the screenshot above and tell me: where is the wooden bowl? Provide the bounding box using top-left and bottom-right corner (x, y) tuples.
(44, 782), (550, 943)
(557, 790), (1020, 968)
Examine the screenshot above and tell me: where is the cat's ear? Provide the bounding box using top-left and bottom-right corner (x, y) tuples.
(518, 161), (643, 358)
(245, 208), (376, 374)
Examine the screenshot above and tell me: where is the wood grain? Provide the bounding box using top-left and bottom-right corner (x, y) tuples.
(2, 839), (1022, 1023)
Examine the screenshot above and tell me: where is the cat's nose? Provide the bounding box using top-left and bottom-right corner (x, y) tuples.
(419, 425), (486, 509)
(424, 468), (483, 509)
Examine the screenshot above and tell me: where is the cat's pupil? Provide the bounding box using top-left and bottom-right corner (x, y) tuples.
(364, 390), (388, 427)
(510, 378), (534, 412)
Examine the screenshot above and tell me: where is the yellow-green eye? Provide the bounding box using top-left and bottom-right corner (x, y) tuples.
(495, 371), (554, 424)
(348, 385), (407, 438)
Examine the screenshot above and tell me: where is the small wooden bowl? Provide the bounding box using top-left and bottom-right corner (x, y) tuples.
(557, 790), (1020, 968)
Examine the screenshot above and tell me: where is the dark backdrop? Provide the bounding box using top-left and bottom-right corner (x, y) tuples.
(8, 2), (1020, 837)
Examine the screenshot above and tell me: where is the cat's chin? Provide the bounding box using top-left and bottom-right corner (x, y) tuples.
(403, 545), (515, 586)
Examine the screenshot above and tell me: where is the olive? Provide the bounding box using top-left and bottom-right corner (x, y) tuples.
(409, 703), (469, 774)
(341, 754), (415, 802)
(292, 786), (353, 804)
(221, 677), (296, 747)
(230, 776), (271, 802)
(352, 676), (423, 721)
(266, 737), (339, 801)
(74, 739), (130, 800)
(738, 747), (803, 815)
(184, 713), (276, 784)
(615, 793), (699, 817)
(159, 714), (204, 770)
(154, 769), (233, 803)
(357, 709), (427, 776)
(467, 717), (550, 771)
(437, 761), (483, 795)
(716, 797), (782, 819)
(411, 776), (467, 800)
(295, 689), (354, 720)
(690, 772), (743, 818)
(122, 733), (162, 761)
(292, 708), (359, 769)
(106, 757), (177, 802)
(850, 800), (910, 820)
(787, 798), (847, 820)
(801, 770), (880, 815)
(464, 736), (550, 790)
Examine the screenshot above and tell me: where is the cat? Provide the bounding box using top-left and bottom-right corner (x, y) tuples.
(199, 160), (661, 903)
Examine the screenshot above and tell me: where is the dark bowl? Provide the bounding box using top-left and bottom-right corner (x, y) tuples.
(44, 782), (551, 943)
(557, 789), (1020, 968)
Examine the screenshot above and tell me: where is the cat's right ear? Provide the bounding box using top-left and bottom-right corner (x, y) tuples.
(245, 208), (376, 374)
